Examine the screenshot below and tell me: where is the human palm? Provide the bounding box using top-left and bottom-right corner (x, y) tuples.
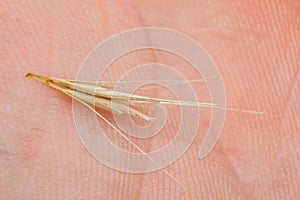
(1, 1), (299, 199)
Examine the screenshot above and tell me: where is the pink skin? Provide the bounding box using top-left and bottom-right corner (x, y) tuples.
(1, 0), (299, 199)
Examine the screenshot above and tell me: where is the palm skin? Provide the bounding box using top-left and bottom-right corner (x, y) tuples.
(1, 0), (299, 199)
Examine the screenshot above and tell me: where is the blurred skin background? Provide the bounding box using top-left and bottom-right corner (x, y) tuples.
(0, 0), (299, 199)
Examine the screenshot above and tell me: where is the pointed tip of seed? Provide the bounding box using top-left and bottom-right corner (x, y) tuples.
(26, 72), (33, 77)
(25, 72), (51, 84)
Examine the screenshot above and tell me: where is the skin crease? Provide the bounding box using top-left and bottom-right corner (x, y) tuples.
(0, 0), (299, 199)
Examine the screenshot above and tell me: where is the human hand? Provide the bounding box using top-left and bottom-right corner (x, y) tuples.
(1, 1), (299, 199)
